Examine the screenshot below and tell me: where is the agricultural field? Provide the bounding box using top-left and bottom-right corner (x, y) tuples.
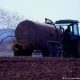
(0, 57), (80, 80)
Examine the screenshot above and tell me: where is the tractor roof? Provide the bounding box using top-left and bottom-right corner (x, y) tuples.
(55, 20), (79, 24)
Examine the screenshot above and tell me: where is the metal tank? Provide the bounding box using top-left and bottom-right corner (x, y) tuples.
(14, 20), (63, 56)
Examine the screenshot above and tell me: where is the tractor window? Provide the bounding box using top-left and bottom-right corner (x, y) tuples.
(56, 25), (72, 33)
(63, 26), (67, 30)
(63, 25), (72, 33)
(73, 24), (79, 35)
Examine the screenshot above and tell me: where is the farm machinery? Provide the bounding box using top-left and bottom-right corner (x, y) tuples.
(13, 18), (80, 57)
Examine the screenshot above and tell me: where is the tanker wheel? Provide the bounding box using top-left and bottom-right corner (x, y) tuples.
(71, 39), (80, 58)
(14, 49), (32, 56)
(42, 49), (50, 57)
(77, 40), (80, 57)
(14, 50), (22, 56)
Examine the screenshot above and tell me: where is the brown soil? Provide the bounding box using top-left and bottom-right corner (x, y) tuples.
(0, 57), (80, 80)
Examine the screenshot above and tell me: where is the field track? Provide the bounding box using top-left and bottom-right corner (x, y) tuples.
(0, 57), (80, 80)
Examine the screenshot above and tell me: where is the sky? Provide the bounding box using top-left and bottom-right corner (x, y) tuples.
(0, 0), (80, 22)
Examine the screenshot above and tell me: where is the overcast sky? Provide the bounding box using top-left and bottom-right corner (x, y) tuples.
(0, 0), (80, 22)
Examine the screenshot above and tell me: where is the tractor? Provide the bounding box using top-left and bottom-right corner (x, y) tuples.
(45, 18), (80, 57)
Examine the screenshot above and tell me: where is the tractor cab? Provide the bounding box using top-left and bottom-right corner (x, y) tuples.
(45, 18), (80, 39)
(55, 20), (79, 39)
(45, 18), (79, 35)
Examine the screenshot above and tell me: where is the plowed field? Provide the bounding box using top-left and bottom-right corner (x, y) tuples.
(0, 57), (80, 80)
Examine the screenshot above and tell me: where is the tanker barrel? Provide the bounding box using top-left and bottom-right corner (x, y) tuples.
(15, 20), (63, 55)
